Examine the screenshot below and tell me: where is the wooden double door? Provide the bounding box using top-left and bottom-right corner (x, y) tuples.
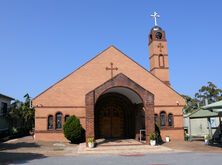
(99, 104), (124, 138)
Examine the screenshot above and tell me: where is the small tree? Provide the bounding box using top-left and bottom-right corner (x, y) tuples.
(182, 82), (222, 114)
(195, 82), (222, 105)
(63, 115), (84, 144)
(7, 94), (34, 135)
(182, 95), (198, 114)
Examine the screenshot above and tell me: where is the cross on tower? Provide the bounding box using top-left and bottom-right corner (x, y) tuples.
(106, 62), (118, 79)
(157, 43), (164, 52)
(150, 11), (160, 26)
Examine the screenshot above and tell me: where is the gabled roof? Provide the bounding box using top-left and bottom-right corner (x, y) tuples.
(188, 109), (218, 119)
(0, 93), (14, 100)
(33, 45), (184, 101)
(203, 100), (222, 109)
(203, 100), (222, 112)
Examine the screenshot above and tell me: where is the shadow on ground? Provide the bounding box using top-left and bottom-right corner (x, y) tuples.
(209, 142), (222, 148)
(0, 142), (40, 151)
(0, 141), (45, 164)
(0, 152), (47, 165)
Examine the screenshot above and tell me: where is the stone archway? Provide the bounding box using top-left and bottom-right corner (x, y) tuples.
(85, 73), (154, 144)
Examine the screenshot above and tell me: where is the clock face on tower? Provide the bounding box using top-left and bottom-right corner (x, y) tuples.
(155, 32), (162, 40)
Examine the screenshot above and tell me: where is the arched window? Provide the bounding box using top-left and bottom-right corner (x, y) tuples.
(150, 34), (153, 40)
(160, 111), (166, 127)
(56, 112), (62, 129)
(64, 115), (70, 122)
(168, 113), (174, 127)
(159, 54), (164, 67)
(48, 115), (53, 129)
(154, 114), (158, 125)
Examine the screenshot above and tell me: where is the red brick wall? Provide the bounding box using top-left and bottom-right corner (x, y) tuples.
(33, 46), (185, 142)
(85, 73), (155, 144)
(161, 129), (184, 141)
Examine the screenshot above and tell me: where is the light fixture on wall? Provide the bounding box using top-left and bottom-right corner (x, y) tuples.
(176, 101), (180, 106)
(36, 104), (43, 107)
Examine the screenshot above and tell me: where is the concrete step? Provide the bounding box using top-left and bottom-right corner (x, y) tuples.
(77, 143), (174, 154)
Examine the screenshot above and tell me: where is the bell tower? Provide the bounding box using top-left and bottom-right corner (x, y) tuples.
(149, 12), (170, 86)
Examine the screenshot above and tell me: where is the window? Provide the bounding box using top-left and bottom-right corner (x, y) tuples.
(0, 102), (8, 115)
(64, 115), (70, 122)
(168, 113), (174, 127)
(154, 114), (158, 125)
(150, 34), (153, 40)
(160, 111), (166, 127)
(56, 112), (62, 129)
(48, 115), (53, 129)
(159, 54), (164, 67)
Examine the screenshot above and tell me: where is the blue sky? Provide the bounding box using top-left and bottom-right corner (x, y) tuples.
(0, 0), (222, 100)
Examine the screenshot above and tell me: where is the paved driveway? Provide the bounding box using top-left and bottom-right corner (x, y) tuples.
(0, 136), (78, 164)
(1, 136), (222, 164)
(9, 152), (222, 165)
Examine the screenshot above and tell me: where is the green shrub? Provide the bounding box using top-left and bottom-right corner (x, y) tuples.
(63, 115), (85, 144)
(149, 132), (156, 140)
(155, 124), (163, 144)
(87, 137), (94, 143)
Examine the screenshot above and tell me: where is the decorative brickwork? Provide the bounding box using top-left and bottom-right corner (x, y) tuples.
(85, 73), (154, 144)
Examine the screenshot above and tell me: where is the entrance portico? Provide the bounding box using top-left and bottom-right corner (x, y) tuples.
(85, 73), (155, 144)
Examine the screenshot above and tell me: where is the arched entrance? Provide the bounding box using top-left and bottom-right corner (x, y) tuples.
(95, 92), (136, 139)
(85, 73), (154, 144)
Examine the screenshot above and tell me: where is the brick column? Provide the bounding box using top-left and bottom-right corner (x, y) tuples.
(145, 101), (155, 144)
(85, 91), (95, 146)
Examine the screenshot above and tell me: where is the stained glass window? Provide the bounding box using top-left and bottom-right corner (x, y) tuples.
(160, 112), (166, 127)
(168, 113), (173, 127)
(48, 115), (53, 129)
(56, 112), (62, 129)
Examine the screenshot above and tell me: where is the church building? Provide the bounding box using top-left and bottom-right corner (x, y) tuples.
(33, 15), (185, 144)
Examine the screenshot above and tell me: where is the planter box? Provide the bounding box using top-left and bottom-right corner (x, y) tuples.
(150, 140), (156, 146)
(166, 136), (170, 142)
(88, 142), (95, 148)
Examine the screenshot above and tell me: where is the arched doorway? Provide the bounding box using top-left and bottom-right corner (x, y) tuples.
(95, 92), (136, 139)
(85, 73), (154, 144)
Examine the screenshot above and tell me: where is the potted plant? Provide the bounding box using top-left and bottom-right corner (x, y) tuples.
(166, 135), (170, 142)
(184, 132), (189, 141)
(87, 137), (95, 148)
(204, 134), (210, 145)
(149, 132), (156, 146)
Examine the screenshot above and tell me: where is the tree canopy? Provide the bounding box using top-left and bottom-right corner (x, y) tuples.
(7, 94), (34, 134)
(195, 82), (222, 105)
(183, 82), (222, 114)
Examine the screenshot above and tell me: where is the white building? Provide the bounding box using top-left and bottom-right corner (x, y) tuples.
(184, 109), (220, 139)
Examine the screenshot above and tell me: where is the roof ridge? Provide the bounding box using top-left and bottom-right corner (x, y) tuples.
(33, 45), (184, 102)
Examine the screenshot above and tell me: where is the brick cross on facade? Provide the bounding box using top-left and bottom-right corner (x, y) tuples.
(157, 43), (164, 52)
(106, 62), (118, 78)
